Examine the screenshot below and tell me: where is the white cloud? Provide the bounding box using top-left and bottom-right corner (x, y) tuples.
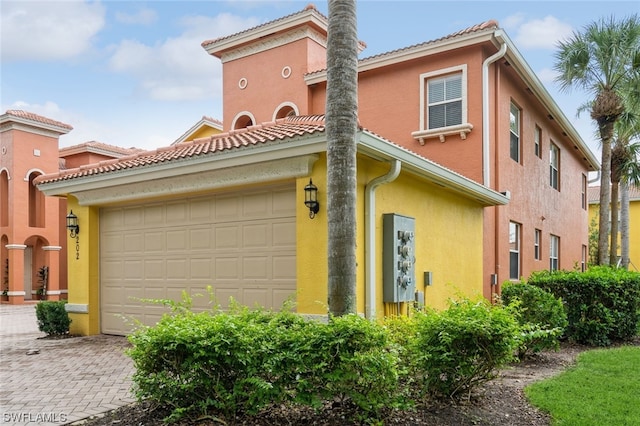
(502, 13), (525, 30)
(107, 13), (260, 102)
(1, 0), (105, 61)
(115, 7), (158, 25)
(512, 16), (574, 50)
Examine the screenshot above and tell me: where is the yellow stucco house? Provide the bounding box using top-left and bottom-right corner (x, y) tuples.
(588, 185), (640, 270)
(172, 115), (223, 145)
(37, 116), (507, 335)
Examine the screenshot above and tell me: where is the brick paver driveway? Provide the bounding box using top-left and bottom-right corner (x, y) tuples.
(0, 304), (135, 425)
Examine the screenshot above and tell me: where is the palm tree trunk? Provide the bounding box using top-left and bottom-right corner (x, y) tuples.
(609, 179), (619, 265)
(620, 181), (630, 269)
(326, 0), (358, 316)
(597, 123), (614, 265)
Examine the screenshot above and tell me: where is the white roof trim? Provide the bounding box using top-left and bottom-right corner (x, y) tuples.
(38, 127), (507, 207)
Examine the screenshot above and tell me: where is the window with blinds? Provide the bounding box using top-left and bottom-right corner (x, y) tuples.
(427, 73), (462, 129)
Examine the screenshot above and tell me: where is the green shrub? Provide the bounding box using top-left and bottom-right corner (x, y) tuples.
(304, 314), (403, 414)
(128, 307), (402, 422)
(128, 308), (291, 420)
(501, 282), (567, 358)
(35, 301), (71, 336)
(411, 299), (518, 399)
(528, 267), (640, 346)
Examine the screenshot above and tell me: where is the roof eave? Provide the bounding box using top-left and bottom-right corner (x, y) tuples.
(500, 35), (600, 171)
(37, 132), (328, 198)
(0, 115), (72, 136)
(357, 131), (509, 206)
(203, 7), (328, 58)
(304, 29), (497, 85)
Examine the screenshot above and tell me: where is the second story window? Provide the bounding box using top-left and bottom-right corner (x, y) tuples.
(428, 73), (462, 129)
(582, 174), (587, 209)
(550, 142), (560, 190)
(534, 125), (542, 158)
(412, 65), (472, 144)
(510, 102), (521, 162)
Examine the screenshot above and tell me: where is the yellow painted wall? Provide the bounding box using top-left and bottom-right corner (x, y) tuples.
(66, 197), (101, 335)
(631, 199), (640, 270)
(186, 125), (222, 142)
(69, 153), (486, 333)
(296, 154), (485, 317)
(589, 199), (640, 269)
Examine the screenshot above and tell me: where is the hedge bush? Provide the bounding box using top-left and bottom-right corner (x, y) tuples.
(128, 307), (402, 422)
(528, 267), (640, 346)
(501, 282), (567, 358)
(128, 297), (526, 421)
(35, 301), (71, 336)
(409, 299), (518, 398)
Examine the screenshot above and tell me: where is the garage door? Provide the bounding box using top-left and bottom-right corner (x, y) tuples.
(100, 184), (296, 335)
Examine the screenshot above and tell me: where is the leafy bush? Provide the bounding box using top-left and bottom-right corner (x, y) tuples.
(501, 282), (567, 358)
(528, 267), (640, 346)
(410, 299), (518, 398)
(35, 301), (71, 336)
(128, 307), (402, 422)
(305, 314), (402, 414)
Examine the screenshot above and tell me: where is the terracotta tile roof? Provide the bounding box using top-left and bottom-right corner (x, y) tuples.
(59, 141), (144, 157)
(202, 115), (223, 126)
(36, 115), (327, 185)
(361, 19), (499, 64)
(1, 109), (73, 131)
(202, 4), (326, 48)
(589, 185), (640, 202)
(305, 19), (499, 79)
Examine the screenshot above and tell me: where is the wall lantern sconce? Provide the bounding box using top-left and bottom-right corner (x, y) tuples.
(66, 210), (80, 238)
(66, 210), (80, 260)
(304, 179), (320, 219)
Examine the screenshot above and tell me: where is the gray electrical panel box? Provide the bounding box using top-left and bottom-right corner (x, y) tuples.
(383, 213), (416, 302)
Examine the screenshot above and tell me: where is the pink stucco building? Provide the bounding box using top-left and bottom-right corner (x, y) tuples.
(0, 110), (140, 304)
(202, 6), (599, 299)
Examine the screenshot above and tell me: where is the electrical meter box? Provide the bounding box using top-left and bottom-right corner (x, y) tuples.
(383, 213), (416, 303)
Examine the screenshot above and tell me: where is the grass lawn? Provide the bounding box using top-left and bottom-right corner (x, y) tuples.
(525, 345), (640, 425)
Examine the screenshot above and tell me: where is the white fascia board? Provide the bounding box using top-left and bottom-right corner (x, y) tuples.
(37, 132), (328, 197)
(500, 34), (600, 171)
(357, 131), (509, 206)
(305, 31), (496, 85)
(204, 9), (327, 57)
(0, 114), (71, 135)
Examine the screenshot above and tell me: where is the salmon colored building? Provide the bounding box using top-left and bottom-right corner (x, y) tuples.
(35, 6), (597, 335)
(202, 6), (599, 298)
(0, 110), (142, 304)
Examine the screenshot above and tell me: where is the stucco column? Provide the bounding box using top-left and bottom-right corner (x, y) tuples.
(6, 244), (26, 305)
(42, 246), (61, 301)
(64, 199), (100, 335)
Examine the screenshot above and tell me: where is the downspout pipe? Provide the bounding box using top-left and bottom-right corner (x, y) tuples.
(482, 36), (507, 186)
(365, 159), (401, 320)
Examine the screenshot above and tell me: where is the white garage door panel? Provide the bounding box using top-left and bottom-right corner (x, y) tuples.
(100, 185), (296, 335)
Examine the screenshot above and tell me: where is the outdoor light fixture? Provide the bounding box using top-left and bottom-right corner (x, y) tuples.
(66, 210), (79, 238)
(304, 179), (320, 219)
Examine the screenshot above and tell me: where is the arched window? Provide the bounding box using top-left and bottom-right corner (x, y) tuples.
(0, 170), (8, 227)
(232, 114), (254, 130)
(28, 171), (45, 228)
(273, 103), (298, 120)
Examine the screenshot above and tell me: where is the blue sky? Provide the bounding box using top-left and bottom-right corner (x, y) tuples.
(1, 1), (638, 156)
